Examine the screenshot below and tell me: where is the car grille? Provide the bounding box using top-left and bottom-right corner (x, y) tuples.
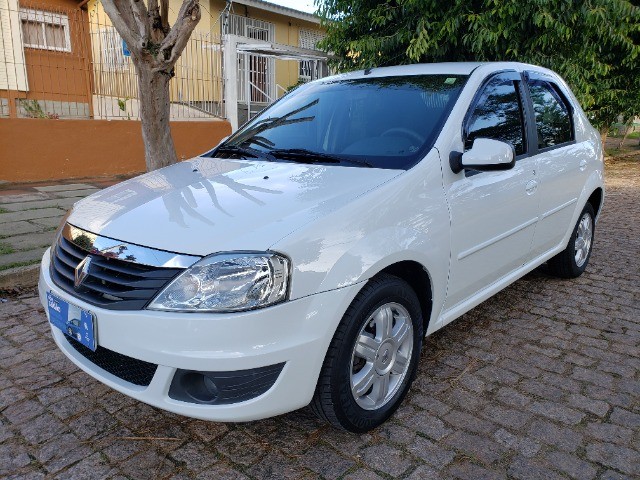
(50, 235), (183, 310)
(66, 335), (158, 387)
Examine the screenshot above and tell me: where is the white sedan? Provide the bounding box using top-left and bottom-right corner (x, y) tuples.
(39, 62), (604, 432)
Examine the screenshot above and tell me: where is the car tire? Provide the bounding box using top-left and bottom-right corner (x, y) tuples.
(547, 203), (595, 278)
(310, 273), (423, 432)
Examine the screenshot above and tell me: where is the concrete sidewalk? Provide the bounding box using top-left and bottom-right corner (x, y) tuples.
(0, 178), (126, 288)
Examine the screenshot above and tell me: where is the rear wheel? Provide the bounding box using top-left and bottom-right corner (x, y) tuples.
(310, 274), (423, 432)
(547, 203), (595, 278)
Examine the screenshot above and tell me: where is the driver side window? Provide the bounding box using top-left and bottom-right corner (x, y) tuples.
(466, 76), (526, 156)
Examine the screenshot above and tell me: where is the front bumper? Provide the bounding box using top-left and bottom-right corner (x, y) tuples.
(38, 249), (363, 421)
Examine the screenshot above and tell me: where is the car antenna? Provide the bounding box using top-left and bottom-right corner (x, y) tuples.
(364, 67), (373, 75)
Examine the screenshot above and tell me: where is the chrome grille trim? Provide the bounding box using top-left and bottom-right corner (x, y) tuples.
(50, 223), (201, 311)
(62, 223), (200, 268)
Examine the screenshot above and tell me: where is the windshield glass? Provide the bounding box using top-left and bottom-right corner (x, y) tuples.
(217, 74), (468, 170)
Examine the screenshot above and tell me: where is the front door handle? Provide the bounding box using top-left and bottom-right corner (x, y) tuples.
(525, 179), (538, 195)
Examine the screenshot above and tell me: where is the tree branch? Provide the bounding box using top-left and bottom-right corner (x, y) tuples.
(156, 0), (201, 70)
(147, 0), (166, 43)
(130, 0), (150, 42)
(160, 0), (170, 33)
(101, 0), (142, 52)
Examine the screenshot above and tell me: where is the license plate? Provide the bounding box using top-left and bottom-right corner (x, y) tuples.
(47, 291), (97, 351)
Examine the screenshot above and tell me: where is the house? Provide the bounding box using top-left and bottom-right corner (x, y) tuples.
(1, 0), (327, 122)
(86, 0), (327, 124)
(215, 0), (326, 98)
(0, 0), (93, 118)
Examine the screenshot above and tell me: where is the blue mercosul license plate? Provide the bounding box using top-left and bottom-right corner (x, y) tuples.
(47, 291), (97, 351)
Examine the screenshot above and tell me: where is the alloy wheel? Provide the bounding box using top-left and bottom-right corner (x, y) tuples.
(574, 213), (593, 268)
(350, 302), (414, 410)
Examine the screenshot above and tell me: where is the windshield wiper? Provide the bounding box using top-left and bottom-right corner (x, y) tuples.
(215, 145), (275, 162)
(269, 148), (373, 168)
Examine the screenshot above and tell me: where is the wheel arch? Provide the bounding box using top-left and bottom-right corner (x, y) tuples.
(373, 260), (434, 336)
(587, 187), (604, 220)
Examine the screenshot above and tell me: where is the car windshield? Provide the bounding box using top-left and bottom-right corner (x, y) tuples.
(216, 74), (468, 170)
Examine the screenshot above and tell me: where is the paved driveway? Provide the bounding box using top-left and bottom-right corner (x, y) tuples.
(1, 161), (638, 479)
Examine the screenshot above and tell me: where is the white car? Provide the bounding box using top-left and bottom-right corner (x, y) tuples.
(38, 62), (604, 432)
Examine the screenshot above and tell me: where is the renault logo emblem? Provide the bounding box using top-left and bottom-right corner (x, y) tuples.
(74, 257), (92, 289)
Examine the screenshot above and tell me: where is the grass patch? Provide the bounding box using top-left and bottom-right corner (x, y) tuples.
(0, 259), (40, 272)
(0, 243), (14, 255)
(609, 131), (640, 139)
(606, 146), (640, 158)
(25, 205), (65, 211)
(0, 207), (8, 214)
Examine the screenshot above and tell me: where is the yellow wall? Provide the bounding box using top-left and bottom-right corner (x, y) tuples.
(85, 0), (325, 103)
(87, 0), (222, 105)
(209, 0), (324, 93)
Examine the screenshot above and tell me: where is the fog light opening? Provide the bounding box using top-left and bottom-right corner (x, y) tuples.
(180, 372), (219, 403)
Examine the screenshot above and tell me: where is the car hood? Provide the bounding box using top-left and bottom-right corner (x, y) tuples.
(67, 157), (401, 257)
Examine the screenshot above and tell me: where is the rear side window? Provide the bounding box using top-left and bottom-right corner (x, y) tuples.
(527, 79), (573, 149)
(466, 76), (526, 156)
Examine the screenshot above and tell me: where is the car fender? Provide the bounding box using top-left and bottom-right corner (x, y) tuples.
(561, 167), (604, 249)
(271, 149), (451, 329)
(314, 230), (447, 330)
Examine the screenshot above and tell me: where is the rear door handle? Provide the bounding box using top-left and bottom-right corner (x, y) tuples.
(579, 159), (588, 171)
(525, 179), (538, 195)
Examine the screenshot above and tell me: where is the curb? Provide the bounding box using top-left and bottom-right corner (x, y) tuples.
(0, 264), (40, 290)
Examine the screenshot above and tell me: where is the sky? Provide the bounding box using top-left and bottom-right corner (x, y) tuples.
(268, 0), (317, 14)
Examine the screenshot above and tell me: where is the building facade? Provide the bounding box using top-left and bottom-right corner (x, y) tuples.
(0, 0), (93, 118)
(0, 0), (326, 122)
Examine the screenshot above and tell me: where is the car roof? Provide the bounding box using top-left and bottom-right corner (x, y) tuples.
(320, 62), (558, 82)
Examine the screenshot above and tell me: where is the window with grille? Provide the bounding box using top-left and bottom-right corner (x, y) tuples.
(222, 14), (274, 41)
(299, 29), (324, 82)
(20, 9), (70, 52)
(223, 13), (275, 103)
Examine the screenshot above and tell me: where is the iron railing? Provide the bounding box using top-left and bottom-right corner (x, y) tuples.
(0, 0), (224, 120)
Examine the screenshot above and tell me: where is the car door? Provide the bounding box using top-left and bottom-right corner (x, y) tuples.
(443, 71), (540, 310)
(523, 72), (590, 258)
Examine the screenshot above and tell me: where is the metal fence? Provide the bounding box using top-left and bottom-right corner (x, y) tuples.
(0, 0), (92, 118)
(223, 13), (276, 104)
(0, 0), (224, 120)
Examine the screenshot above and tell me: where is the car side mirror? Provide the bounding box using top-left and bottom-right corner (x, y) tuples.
(450, 138), (515, 174)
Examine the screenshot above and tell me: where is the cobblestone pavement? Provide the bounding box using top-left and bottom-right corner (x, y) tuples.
(1, 161), (638, 479)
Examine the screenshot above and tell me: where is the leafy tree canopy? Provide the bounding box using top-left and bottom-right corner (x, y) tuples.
(316, 0), (640, 130)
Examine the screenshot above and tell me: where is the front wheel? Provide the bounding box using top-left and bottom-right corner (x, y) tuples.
(547, 203), (595, 278)
(310, 274), (423, 432)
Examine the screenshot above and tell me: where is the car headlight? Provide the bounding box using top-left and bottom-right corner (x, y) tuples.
(147, 252), (290, 312)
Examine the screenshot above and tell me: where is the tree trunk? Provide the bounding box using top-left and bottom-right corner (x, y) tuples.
(600, 126), (609, 146)
(137, 65), (178, 171)
(617, 121), (632, 150)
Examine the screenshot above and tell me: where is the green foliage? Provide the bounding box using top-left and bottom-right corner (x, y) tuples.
(117, 97), (131, 120)
(19, 99), (60, 119)
(317, 0), (640, 130)
(117, 97), (129, 112)
(20, 99), (47, 119)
